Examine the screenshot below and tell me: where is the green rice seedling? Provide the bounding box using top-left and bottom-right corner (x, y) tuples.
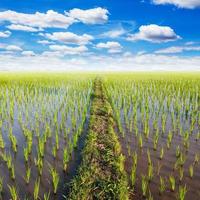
(167, 131), (173, 149)
(24, 167), (31, 184)
(45, 125), (52, 139)
(132, 151), (138, 167)
(72, 132), (78, 149)
(55, 132), (59, 150)
(183, 132), (189, 148)
(11, 164), (15, 180)
(177, 185), (187, 200)
(147, 163), (154, 182)
(63, 148), (69, 172)
(38, 138), (45, 158)
(175, 153), (186, 170)
(23, 147), (29, 163)
(139, 135), (143, 148)
(10, 135), (17, 153)
(176, 146), (181, 158)
(161, 115), (166, 133)
(147, 149), (152, 165)
(52, 145), (57, 159)
(189, 165), (194, 178)
(130, 164), (137, 189)
(179, 168), (184, 182)
(118, 154), (125, 173)
(159, 147), (164, 160)
(33, 178), (40, 200)
(7, 154), (12, 170)
(63, 127), (68, 140)
(0, 177), (3, 194)
(127, 145), (131, 157)
(153, 132), (159, 151)
(147, 190), (153, 200)
(141, 175), (148, 197)
(35, 155), (43, 176)
(159, 176), (166, 195)
(194, 153), (199, 164)
(0, 134), (5, 149)
(184, 141), (190, 152)
(43, 132), (47, 144)
(179, 153), (186, 167)
(44, 191), (50, 200)
(169, 175), (176, 192)
(0, 151), (7, 162)
(156, 161), (162, 176)
(8, 185), (18, 200)
(27, 135), (33, 154)
(49, 165), (60, 194)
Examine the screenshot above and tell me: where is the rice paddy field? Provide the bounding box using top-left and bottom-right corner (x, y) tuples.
(0, 72), (199, 200)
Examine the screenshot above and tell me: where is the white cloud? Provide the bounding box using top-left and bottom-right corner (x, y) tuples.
(68, 7), (109, 24)
(0, 10), (74, 29)
(0, 44), (22, 51)
(7, 24), (41, 32)
(41, 51), (65, 58)
(155, 45), (200, 54)
(49, 45), (88, 55)
(45, 32), (93, 45)
(21, 51), (36, 56)
(96, 41), (122, 53)
(37, 40), (54, 45)
(6, 45), (22, 51)
(100, 28), (126, 38)
(0, 31), (11, 38)
(127, 24), (181, 43)
(152, 0), (200, 9)
(0, 53), (200, 71)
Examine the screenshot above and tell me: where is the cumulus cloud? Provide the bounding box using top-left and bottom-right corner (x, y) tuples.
(127, 24), (181, 43)
(152, 0), (200, 9)
(0, 7), (109, 32)
(0, 31), (11, 38)
(49, 45), (88, 55)
(100, 28), (126, 38)
(44, 32), (93, 45)
(0, 44), (22, 51)
(68, 7), (109, 24)
(96, 41), (122, 53)
(0, 10), (74, 29)
(155, 45), (200, 54)
(21, 51), (36, 56)
(7, 24), (41, 32)
(6, 45), (22, 51)
(37, 40), (54, 45)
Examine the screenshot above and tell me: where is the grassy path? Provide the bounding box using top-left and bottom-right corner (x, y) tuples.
(68, 78), (129, 200)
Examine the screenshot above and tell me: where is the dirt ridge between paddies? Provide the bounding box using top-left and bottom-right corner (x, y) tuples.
(68, 78), (129, 200)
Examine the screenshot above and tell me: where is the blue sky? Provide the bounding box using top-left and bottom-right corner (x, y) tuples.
(0, 0), (200, 71)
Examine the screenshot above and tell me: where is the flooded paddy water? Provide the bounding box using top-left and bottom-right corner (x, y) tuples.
(0, 77), (92, 199)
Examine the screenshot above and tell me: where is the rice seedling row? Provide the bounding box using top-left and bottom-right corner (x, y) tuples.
(1, 73), (199, 200)
(0, 74), (92, 199)
(104, 73), (200, 200)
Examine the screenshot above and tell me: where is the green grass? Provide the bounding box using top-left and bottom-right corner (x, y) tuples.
(68, 78), (129, 200)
